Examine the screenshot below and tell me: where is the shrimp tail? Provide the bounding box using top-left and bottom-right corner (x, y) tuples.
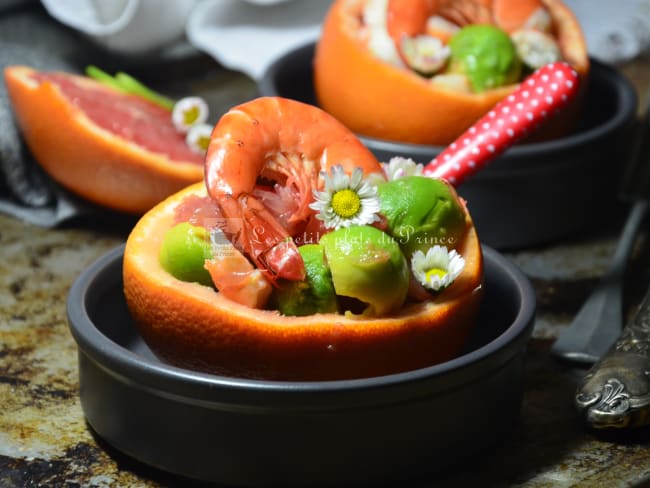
(219, 195), (306, 282)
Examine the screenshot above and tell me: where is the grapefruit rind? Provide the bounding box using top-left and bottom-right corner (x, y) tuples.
(313, 0), (590, 146)
(4, 65), (204, 214)
(123, 182), (484, 381)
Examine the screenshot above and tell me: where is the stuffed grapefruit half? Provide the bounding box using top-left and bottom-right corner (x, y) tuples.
(314, 0), (589, 145)
(123, 183), (483, 381)
(122, 96), (484, 381)
(4, 66), (204, 214)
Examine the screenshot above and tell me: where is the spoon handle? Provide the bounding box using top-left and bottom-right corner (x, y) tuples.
(575, 276), (650, 429)
(423, 62), (580, 186)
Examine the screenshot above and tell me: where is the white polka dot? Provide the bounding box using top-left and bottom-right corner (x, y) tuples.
(531, 99), (539, 107)
(555, 70), (564, 78)
(483, 122), (490, 129)
(507, 128), (514, 137)
(561, 94), (568, 101)
(542, 74), (549, 82)
(469, 126), (476, 134)
(451, 142), (457, 149)
(497, 119), (505, 126)
(508, 95), (515, 102)
(463, 138), (471, 146)
(522, 91), (530, 98)
(492, 131), (500, 139)
(453, 163), (460, 170)
(536, 87), (544, 94)
(449, 176), (457, 183)
(487, 144), (495, 153)
(571, 69), (578, 77)
(502, 106), (510, 114)
(551, 83), (558, 91)
(545, 95), (554, 104)
(478, 134), (485, 143)
(488, 111), (496, 118)
(444, 154), (451, 160)
(468, 160), (476, 168)
(526, 112), (534, 120)
(471, 147), (480, 155)
(516, 102), (524, 110)
(527, 78), (536, 86)
(511, 115), (519, 123)
(566, 80), (574, 88)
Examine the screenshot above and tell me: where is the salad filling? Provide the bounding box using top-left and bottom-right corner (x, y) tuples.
(160, 162), (469, 317)
(361, 0), (564, 93)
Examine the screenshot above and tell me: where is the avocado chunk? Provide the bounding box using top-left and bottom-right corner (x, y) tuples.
(320, 225), (409, 316)
(159, 222), (214, 287)
(448, 24), (522, 93)
(270, 244), (338, 316)
(378, 176), (466, 258)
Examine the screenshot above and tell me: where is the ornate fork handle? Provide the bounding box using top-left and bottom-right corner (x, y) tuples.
(575, 284), (650, 429)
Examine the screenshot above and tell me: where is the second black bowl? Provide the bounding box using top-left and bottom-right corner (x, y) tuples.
(258, 43), (638, 249)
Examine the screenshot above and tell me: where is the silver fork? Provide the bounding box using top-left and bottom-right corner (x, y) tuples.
(551, 95), (650, 365)
(550, 200), (649, 364)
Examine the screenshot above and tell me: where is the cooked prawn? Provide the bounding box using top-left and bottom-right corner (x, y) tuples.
(204, 96), (383, 282)
(377, 0), (549, 72)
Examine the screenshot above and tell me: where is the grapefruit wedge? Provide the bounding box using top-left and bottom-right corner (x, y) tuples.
(314, 0), (589, 146)
(4, 66), (204, 214)
(123, 182), (484, 381)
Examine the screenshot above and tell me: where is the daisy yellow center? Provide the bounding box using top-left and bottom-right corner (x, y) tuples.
(425, 268), (447, 281)
(331, 189), (361, 218)
(184, 106), (200, 125)
(197, 134), (210, 151)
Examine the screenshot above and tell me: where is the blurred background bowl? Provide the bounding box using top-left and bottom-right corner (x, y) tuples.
(258, 42), (638, 250)
(68, 244), (535, 486)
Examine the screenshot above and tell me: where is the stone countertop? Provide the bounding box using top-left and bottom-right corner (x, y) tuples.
(3, 212), (650, 488)
(3, 5), (650, 488)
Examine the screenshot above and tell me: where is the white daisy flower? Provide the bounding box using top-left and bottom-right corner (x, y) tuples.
(411, 245), (465, 292)
(309, 165), (381, 229)
(382, 157), (424, 181)
(185, 123), (213, 155)
(401, 34), (451, 75)
(172, 96), (209, 133)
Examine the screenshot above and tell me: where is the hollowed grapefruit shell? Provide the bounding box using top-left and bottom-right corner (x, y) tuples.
(4, 65), (204, 214)
(123, 182), (484, 381)
(314, 0), (590, 146)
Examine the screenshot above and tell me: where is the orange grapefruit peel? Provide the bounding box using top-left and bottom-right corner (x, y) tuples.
(4, 65), (204, 214)
(314, 0), (589, 146)
(123, 182), (484, 381)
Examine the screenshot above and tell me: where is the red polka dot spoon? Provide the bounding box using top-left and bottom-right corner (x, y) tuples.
(423, 62), (580, 185)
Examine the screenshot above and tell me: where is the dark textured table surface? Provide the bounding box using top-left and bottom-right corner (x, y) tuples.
(3, 3), (650, 487)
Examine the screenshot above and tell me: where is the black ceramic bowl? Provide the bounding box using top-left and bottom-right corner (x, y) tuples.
(67, 244), (535, 487)
(258, 43), (638, 250)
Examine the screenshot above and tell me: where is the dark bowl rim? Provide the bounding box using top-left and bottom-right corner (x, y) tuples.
(259, 42), (638, 163)
(67, 244), (535, 402)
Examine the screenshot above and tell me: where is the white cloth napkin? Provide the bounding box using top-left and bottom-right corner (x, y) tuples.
(565, 0), (650, 64)
(186, 0), (333, 80)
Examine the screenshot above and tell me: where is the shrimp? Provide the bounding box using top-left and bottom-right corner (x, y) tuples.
(379, 0), (549, 73)
(204, 97), (383, 282)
